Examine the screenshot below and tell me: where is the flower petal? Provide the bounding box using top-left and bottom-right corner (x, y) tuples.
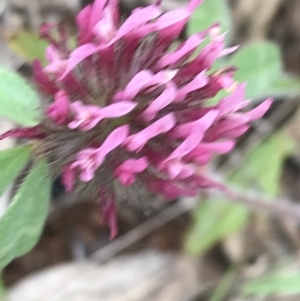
(115, 157), (148, 186)
(59, 43), (99, 80)
(107, 4), (162, 46)
(124, 114), (176, 152)
(141, 82), (176, 121)
(175, 70), (208, 101)
(99, 101), (137, 118)
(96, 125), (130, 164)
(155, 33), (205, 69)
(47, 90), (70, 125)
(61, 164), (76, 192)
(173, 110), (219, 138)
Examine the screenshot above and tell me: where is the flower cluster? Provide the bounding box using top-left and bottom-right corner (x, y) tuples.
(0, 0), (271, 238)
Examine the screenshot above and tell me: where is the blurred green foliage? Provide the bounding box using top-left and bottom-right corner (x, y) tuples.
(0, 67), (40, 126)
(0, 158), (50, 269)
(8, 32), (48, 65)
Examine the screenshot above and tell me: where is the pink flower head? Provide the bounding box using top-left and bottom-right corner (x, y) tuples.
(0, 0), (272, 238)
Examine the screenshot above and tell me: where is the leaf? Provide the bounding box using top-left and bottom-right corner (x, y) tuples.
(0, 145), (32, 196)
(209, 267), (237, 301)
(0, 277), (7, 301)
(188, 0), (232, 42)
(8, 32), (48, 65)
(264, 76), (300, 98)
(0, 67), (41, 125)
(0, 159), (50, 269)
(235, 131), (294, 197)
(228, 41), (300, 99)
(185, 199), (248, 254)
(242, 271), (300, 296)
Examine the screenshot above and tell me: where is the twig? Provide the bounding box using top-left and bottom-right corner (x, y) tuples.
(215, 185), (300, 222)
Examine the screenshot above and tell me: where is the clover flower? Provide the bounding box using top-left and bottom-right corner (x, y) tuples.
(0, 0), (272, 238)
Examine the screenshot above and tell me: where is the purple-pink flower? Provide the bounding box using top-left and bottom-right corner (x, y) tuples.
(0, 0), (272, 238)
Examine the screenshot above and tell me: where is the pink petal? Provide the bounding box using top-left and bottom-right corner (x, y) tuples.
(114, 70), (154, 100)
(114, 70), (177, 101)
(59, 43), (98, 80)
(32, 60), (58, 95)
(175, 71), (208, 101)
(44, 59), (68, 76)
(200, 140), (235, 154)
(47, 90), (70, 125)
(96, 125), (129, 164)
(244, 98), (273, 121)
(124, 114), (176, 152)
(217, 84), (246, 115)
(71, 148), (100, 182)
(173, 110), (219, 138)
(115, 157), (148, 186)
(61, 164), (76, 192)
(159, 133), (202, 179)
(220, 45), (239, 57)
(151, 70), (178, 86)
(76, 4), (93, 44)
(167, 161), (195, 179)
(92, 5), (116, 43)
(170, 133), (202, 160)
(178, 26), (226, 76)
(141, 83), (176, 121)
(107, 5), (162, 46)
(210, 118), (250, 139)
(89, 0), (108, 33)
(217, 73), (236, 90)
(80, 167), (96, 182)
(68, 101), (101, 131)
(155, 33), (205, 69)
(155, 8), (190, 37)
(45, 45), (60, 63)
(99, 101), (137, 118)
(186, 140), (235, 164)
(99, 188), (118, 239)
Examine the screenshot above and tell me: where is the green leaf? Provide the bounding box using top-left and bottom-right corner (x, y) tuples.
(188, 0), (232, 42)
(228, 41), (300, 99)
(0, 67), (40, 125)
(209, 267), (237, 301)
(263, 76), (300, 98)
(0, 159), (50, 269)
(186, 199), (248, 254)
(230, 131), (294, 197)
(0, 145), (32, 196)
(0, 277), (7, 301)
(8, 32), (48, 65)
(242, 271), (300, 296)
